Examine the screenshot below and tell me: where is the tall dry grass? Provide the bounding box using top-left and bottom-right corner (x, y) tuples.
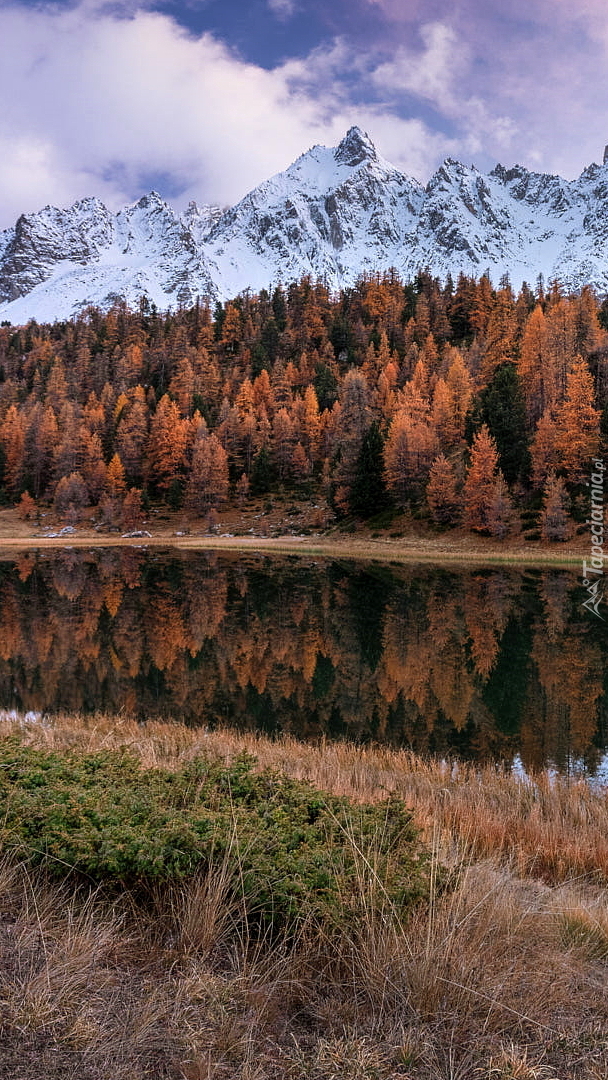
(1, 711), (608, 1078)
(6, 710), (608, 885)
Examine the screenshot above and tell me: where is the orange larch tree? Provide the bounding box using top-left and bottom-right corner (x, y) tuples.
(426, 454), (460, 525)
(554, 356), (601, 484)
(384, 410), (438, 507)
(463, 424), (505, 533)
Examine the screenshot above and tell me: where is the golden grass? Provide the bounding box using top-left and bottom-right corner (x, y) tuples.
(1, 711), (608, 1078)
(7, 711), (608, 886)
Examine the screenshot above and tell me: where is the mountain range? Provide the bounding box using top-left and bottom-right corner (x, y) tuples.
(2, 126), (608, 324)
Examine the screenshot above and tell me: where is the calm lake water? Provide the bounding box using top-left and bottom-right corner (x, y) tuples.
(0, 548), (606, 776)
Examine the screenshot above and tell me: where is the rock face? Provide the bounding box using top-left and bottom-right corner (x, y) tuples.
(2, 126), (608, 322)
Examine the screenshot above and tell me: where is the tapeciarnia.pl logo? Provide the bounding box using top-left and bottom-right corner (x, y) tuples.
(582, 458), (605, 619)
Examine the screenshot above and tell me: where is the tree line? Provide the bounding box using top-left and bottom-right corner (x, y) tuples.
(0, 270), (606, 536)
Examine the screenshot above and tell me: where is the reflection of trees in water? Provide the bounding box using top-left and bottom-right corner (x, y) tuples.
(0, 551), (604, 772)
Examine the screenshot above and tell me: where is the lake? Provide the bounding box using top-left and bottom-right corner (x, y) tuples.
(0, 548), (605, 776)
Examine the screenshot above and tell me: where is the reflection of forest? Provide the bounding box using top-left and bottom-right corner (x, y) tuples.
(0, 551), (605, 773)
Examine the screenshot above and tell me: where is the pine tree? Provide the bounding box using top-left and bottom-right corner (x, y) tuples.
(250, 446), (276, 495)
(350, 421), (391, 517)
(476, 363), (531, 484)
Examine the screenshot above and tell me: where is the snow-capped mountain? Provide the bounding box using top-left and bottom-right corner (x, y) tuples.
(2, 126), (608, 323)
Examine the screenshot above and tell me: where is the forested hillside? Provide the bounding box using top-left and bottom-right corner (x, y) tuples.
(0, 271), (606, 537)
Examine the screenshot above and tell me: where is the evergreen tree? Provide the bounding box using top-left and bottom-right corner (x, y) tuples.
(475, 364), (531, 484)
(250, 446), (276, 495)
(350, 421), (391, 517)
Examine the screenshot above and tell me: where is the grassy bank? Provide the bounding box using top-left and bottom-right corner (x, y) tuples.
(1, 713), (608, 1079)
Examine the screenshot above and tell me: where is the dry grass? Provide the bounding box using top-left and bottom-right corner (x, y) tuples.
(1, 712), (608, 1078)
(7, 711), (608, 885)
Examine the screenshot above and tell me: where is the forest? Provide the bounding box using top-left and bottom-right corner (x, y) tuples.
(0, 270), (606, 537)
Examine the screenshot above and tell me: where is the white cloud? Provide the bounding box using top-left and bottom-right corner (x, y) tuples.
(0, 3), (450, 228)
(371, 22), (467, 113)
(3, 0), (605, 236)
(267, 0), (297, 18)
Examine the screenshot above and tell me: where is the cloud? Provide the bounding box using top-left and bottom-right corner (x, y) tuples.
(371, 21), (468, 112)
(358, 0), (608, 177)
(267, 0), (297, 19)
(1, 0), (607, 236)
(0, 2), (451, 228)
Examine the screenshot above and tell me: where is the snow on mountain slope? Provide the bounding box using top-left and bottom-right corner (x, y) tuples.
(2, 126), (608, 324)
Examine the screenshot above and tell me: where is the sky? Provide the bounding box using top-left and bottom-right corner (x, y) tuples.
(0, 0), (607, 228)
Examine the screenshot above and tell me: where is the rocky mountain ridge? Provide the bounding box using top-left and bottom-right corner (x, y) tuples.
(2, 126), (608, 323)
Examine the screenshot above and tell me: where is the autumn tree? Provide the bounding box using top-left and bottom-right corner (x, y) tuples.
(236, 472), (250, 505)
(332, 369), (373, 512)
(445, 349), (473, 443)
(16, 491), (36, 521)
(25, 404), (58, 499)
(186, 434), (229, 512)
(554, 356), (601, 483)
(105, 453), (127, 498)
(530, 409), (560, 489)
(53, 472), (89, 522)
(426, 455), (460, 525)
(0, 405), (26, 496)
(517, 305), (554, 424)
(121, 488), (144, 532)
(147, 394), (188, 495)
(486, 475), (517, 539)
(478, 285), (517, 385)
(384, 411), (437, 508)
(540, 472), (570, 541)
(115, 390), (149, 486)
(463, 425), (505, 533)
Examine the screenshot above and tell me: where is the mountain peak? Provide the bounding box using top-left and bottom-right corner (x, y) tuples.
(334, 127), (377, 167)
(6, 135), (608, 323)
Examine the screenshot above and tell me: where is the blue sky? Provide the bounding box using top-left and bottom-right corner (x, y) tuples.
(0, 0), (607, 226)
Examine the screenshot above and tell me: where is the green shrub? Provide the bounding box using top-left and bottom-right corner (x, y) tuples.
(0, 739), (432, 931)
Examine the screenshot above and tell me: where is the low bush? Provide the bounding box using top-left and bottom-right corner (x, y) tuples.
(0, 738), (431, 931)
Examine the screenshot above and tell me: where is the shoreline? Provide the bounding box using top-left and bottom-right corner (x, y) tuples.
(0, 528), (584, 566)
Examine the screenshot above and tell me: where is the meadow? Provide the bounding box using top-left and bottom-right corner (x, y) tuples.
(0, 712), (607, 1079)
